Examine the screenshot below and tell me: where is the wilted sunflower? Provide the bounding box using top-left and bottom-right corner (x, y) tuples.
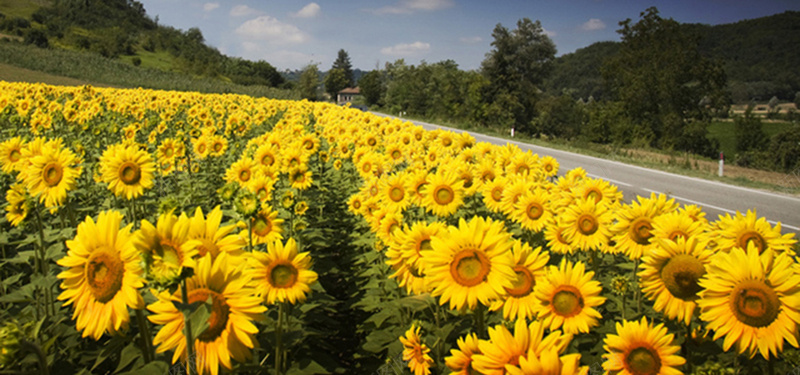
(697, 243), (800, 359)
(22, 141), (82, 209)
(133, 210), (198, 286)
(534, 259), (606, 334)
(56, 211), (145, 340)
(249, 238), (318, 305)
(399, 324), (434, 375)
(490, 241), (549, 321)
(421, 216), (515, 311)
(639, 237), (712, 325)
(100, 143), (155, 200)
(148, 253), (266, 375)
(602, 317), (685, 375)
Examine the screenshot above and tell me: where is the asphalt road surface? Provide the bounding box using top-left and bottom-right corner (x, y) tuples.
(374, 113), (800, 235)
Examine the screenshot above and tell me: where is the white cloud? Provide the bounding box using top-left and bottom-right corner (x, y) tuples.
(543, 28), (557, 37)
(236, 16), (308, 44)
(203, 2), (219, 12)
(381, 41), (431, 56)
(459, 36), (482, 44)
(370, 0), (454, 15)
(240, 43), (316, 69)
(230, 4), (259, 17)
(292, 3), (320, 18)
(581, 18), (606, 31)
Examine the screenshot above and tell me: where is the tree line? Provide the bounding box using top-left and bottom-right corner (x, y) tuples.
(312, 8), (798, 173)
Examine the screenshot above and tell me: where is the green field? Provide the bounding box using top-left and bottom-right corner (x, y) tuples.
(707, 120), (795, 159)
(0, 41), (298, 99)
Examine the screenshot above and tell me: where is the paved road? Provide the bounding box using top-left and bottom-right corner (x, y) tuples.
(374, 113), (800, 235)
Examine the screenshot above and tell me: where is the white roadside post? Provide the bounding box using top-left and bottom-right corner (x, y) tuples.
(718, 152), (724, 177)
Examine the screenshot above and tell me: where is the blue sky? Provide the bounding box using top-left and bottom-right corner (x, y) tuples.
(136, 0), (800, 72)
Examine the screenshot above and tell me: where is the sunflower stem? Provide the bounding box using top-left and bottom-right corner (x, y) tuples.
(633, 259), (641, 315)
(247, 218), (254, 253)
(180, 279), (197, 375)
(33, 205), (53, 318)
(135, 308), (154, 364)
(474, 304), (487, 339)
(275, 302), (285, 375)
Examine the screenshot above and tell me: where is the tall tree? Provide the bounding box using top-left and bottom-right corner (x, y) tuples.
(324, 68), (349, 101)
(298, 63), (320, 101)
(358, 70), (384, 107)
(332, 49), (354, 87)
(602, 7), (727, 155)
(481, 18), (557, 133)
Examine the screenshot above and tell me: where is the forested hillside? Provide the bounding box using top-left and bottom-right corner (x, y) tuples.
(0, 0), (286, 88)
(546, 11), (800, 103)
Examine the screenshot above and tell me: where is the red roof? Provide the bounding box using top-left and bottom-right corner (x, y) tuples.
(338, 87), (360, 94)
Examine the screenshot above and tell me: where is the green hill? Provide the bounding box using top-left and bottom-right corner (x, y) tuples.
(0, 0), (288, 91)
(546, 11), (800, 103)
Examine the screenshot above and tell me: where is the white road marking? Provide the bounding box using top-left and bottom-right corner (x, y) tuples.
(586, 173), (632, 187)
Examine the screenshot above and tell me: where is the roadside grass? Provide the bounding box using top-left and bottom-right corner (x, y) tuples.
(120, 49), (176, 71)
(707, 120), (796, 159)
(383, 111), (800, 196)
(0, 41), (299, 99)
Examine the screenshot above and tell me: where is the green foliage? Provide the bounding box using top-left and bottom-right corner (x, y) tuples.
(533, 94), (587, 139)
(331, 49), (353, 87)
(323, 68), (349, 101)
(357, 70), (384, 107)
(298, 64), (320, 101)
(545, 41), (620, 101)
(482, 18), (557, 133)
(22, 27), (47, 48)
(602, 7), (726, 156)
(734, 108), (768, 153)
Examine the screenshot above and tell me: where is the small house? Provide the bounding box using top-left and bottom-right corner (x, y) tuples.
(337, 87), (361, 105)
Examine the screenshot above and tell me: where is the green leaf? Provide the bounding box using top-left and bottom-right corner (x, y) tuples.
(113, 343), (142, 374)
(187, 298), (212, 340)
(117, 360), (169, 375)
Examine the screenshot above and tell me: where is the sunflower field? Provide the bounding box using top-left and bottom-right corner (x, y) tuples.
(0, 81), (798, 375)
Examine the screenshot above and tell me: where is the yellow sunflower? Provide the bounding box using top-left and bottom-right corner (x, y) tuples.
(420, 169), (464, 217)
(385, 221), (446, 295)
(445, 333), (481, 375)
(560, 198), (613, 252)
(380, 172), (410, 212)
(100, 143), (155, 200)
(420, 216), (515, 311)
(708, 209), (796, 256)
(544, 222), (577, 255)
(399, 324), (434, 375)
(22, 141), (82, 209)
(611, 197), (658, 260)
(187, 206), (245, 260)
(225, 157), (257, 187)
(0, 136), (26, 174)
(4, 183), (29, 226)
(572, 177), (622, 206)
(534, 259), (606, 334)
(507, 320), (585, 375)
(472, 319), (573, 375)
(602, 317), (685, 375)
(249, 238), (318, 305)
(650, 210), (706, 244)
(639, 237), (712, 325)
(246, 174), (276, 203)
(511, 188), (554, 233)
(133, 210), (198, 286)
(56, 211), (145, 340)
(490, 240), (550, 321)
(254, 143), (279, 171)
(148, 253), (266, 375)
(499, 178), (534, 217)
(287, 167), (313, 190)
(540, 155), (559, 178)
(248, 205), (284, 245)
(697, 243), (800, 359)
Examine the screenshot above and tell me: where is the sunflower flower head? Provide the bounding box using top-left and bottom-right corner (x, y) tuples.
(250, 238), (318, 305)
(133, 210), (198, 287)
(399, 324), (434, 375)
